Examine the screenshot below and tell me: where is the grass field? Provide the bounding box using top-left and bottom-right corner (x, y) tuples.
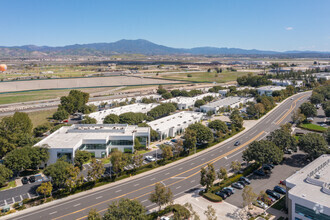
(159, 71), (252, 83)
(27, 109), (57, 128)
(300, 123), (327, 132)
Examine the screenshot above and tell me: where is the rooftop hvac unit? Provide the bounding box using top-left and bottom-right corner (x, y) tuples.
(315, 173), (321, 179)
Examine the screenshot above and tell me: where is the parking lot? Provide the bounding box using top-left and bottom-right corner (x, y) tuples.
(225, 151), (309, 208)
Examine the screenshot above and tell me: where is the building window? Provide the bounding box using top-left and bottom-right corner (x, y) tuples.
(108, 140), (133, 146)
(57, 152), (72, 161)
(79, 144), (106, 150)
(295, 204), (329, 220)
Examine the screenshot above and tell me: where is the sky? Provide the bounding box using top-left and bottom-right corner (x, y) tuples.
(2, 0), (330, 51)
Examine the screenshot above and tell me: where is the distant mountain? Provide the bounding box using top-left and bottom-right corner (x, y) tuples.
(0, 39), (329, 58)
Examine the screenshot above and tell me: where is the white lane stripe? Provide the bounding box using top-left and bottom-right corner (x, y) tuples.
(96, 196), (103, 199)
(176, 186), (181, 189)
(115, 190), (122, 193)
(165, 172), (170, 175)
(150, 178), (155, 181)
(134, 183), (139, 186)
(73, 203), (81, 207)
(49, 211), (57, 215)
(141, 199), (148, 203)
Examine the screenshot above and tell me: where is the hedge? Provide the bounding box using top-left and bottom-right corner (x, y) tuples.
(202, 192), (223, 202)
(299, 123), (326, 133)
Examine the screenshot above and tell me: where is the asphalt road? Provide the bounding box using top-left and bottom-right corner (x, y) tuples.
(3, 91), (311, 220)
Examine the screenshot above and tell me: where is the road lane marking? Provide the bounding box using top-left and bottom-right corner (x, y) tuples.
(115, 190), (122, 193)
(276, 94), (308, 125)
(27, 193), (31, 199)
(95, 196), (103, 199)
(73, 203), (81, 207)
(176, 186), (181, 189)
(49, 211), (57, 215)
(171, 176), (186, 179)
(20, 195), (23, 201)
(150, 178), (155, 181)
(165, 172), (170, 175)
(190, 163), (195, 165)
(134, 183), (140, 186)
(178, 167), (183, 170)
(141, 199), (148, 203)
(191, 180), (195, 183)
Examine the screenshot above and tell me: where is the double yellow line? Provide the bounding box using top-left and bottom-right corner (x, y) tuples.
(57, 131), (264, 220)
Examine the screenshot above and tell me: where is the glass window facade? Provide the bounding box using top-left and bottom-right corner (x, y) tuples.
(107, 140), (133, 146)
(295, 203), (329, 220)
(79, 144), (106, 150)
(57, 152), (72, 161)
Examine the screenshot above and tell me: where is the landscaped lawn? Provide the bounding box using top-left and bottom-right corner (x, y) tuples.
(0, 180), (16, 191)
(300, 123), (327, 132)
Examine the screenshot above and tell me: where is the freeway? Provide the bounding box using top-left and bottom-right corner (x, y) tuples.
(3, 91), (311, 220)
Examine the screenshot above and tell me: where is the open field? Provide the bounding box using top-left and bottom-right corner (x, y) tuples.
(300, 123), (327, 132)
(158, 71), (252, 83)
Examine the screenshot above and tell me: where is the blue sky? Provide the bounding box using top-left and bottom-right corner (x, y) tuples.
(2, 0), (330, 51)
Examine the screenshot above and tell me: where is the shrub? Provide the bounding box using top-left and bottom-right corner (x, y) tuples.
(187, 74), (192, 77)
(202, 192), (223, 202)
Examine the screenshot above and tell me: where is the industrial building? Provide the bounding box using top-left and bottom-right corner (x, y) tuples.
(36, 124), (150, 165)
(200, 97), (254, 113)
(314, 72), (330, 80)
(89, 103), (159, 123)
(162, 93), (218, 110)
(256, 86), (286, 96)
(286, 154), (330, 220)
(270, 79), (303, 87)
(147, 111), (204, 140)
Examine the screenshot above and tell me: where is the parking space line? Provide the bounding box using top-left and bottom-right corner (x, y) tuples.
(176, 186), (181, 189)
(20, 195), (23, 201)
(134, 183), (140, 186)
(49, 211), (57, 215)
(27, 193), (31, 199)
(141, 199), (148, 203)
(150, 178), (155, 181)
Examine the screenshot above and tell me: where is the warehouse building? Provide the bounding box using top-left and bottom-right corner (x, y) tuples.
(147, 111), (204, 140)
(270, 79), (303, 87)
(88, 103), (159, 123)
(286, 154), (330, 220)
(200, 97), (254, 113)
(162, 93), (219, 110)
(36, 124), (150, 165)
(256, 86), (286, 96)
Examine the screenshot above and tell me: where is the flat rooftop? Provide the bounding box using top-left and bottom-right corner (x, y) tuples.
(147, 111), (204, 132)
(36, 124), (149, 149)
(89, 103), (159, 123)
(286, 154), (330, 208)
(162, 93), (218, 105)
(201, 97), (252, 108)
(257, 86), (286, 91)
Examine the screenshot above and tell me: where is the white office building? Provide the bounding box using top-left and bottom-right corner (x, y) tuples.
(162, 93), (219, 110)
(36, 124), (150, 165)
(257, 86), (286, 96)
(286, 154), (330, 220)
(88, 103), (159, 124)
(271, 79), (304, 87)
(314, 72), (330, 81)
(200, 97), (254, 113)
(147, 111), (204, 140)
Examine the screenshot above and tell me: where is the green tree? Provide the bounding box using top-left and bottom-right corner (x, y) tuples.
(184, 203), (200, 220)
(134, 137), (142, 150)
(103, 198), (147, 220)
(292, 109), (306, 124)
(33, 123), (51, 137)
(81, 116), (97, 124)
(267, 128), (297, 152)
(208, 120), (228, 134)
(310, 93), (324, 104)
(110, 150), (126, 176)
(204, 205), (217, 220)
(162, 92), (172, 99)
(43, 159), (74, 187)
(88, 158), (105, 181)
(119, 112), (146, 125)
(103, 114), (120, 124)
(230, 161), (241, 173)
(217, 167), (227, 180)
(254, 103), (265, 117)
(4, 147), (31, 175)
(242, 140), (283, 164)
(157, 85), (167, 95)
(65, 166), (81, 191)
(53, 110), (69, 121)
(194, 99), (206, 108)
(325, 128), (330, 145)
(187, 123), (214, 143)
(58, 90), (89, 114)
(147, 103), (176, 119)
(183, 129), (197, 152)
(0, 165), (13, 187)
(299, 133), (328, 160)
(242, 186), (257, 209)
(74, 150), (91, 169)
(0, 137), (15, 158)
(161, 145), (173, 160)
(87, 208), (101, 220)
(325, 107), (330, 117)
(200, 164), (216, 191)
(299, 102), (317, 117)
(132, 151), (144, 169)
(230, 109), (244, 129)
(149, 183), (173, 211)
(27, 146), (49, 169)
(36, 181), (53, 200)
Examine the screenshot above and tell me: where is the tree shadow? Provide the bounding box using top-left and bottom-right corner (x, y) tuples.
(283, 154), (309, 168)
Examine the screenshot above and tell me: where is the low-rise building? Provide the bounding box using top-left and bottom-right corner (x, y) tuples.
(314, 72), (330, 80)
(200, 97), (254, 113)
(35, 124), (150, 165)
(257, 86), (286, 96)
(162, 93), (218, 110)
(89, 103), (159, 124)
(270, 79), (303, 87)
(286, 154), (330, 220)
(147, 111), (204, 140)
(218, 89), (229, 96)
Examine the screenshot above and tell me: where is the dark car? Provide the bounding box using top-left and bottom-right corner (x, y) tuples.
(21, 177), (28, 184)
(279, 180), (286, 186)
(263, 165), (272, 171)
(215, 191), (228, 199)
(266, 164), (274, 169)
(274, 186), (286, 194)
(223, 187), (235, 194)
(254, 169), (266, 176)
(239, 176), (251, 184)
(232, 182), (244, 189)
(234, 141), (241, 146)
(28, 176), (36, 183)
(221, 188), (233, 196)
(266, 189), (281, 200)
(238, 181), (247, 187)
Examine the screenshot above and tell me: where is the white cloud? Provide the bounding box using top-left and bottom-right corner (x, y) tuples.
(285, 27), (293, 31)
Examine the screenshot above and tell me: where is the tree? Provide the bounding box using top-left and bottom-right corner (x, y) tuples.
(132, 151), (144, 169)
(325, 107), (330, 117)
(110, 150), (126, 176)
(53, 110), (69, 121)
(200, 164), (216, 191)
(183, 129), (197, 152)
(33, 123), (50, 137)
(119, 112), (147, 125)
(299, 133), (328, 160)
(27, 146), (49, 169)
(230, 161), (241, 173)
(325, 128), (330, 145)
(204, 205), (217, 220)
(88, 158), (105, 181)
(254, 103), (265, 117)
(149, 182), (173, 211)
(4, 147), (31, 175)
(299, 102), (317, 117)
(65, 166), (81, 191)
(0, 137), (15, 158)
(74, 150), (91, 169)
(87, 208), (101, 220)
(43, 159), (74, 187)
(147, 103), (176, 119)
(208, 120), (228, 134)
(194, 99), (206, 108)
(292, 109), (306, 124)
(161, 145), (173, 161)
(58, 90), (89, 114)
(217, 167), (227, 180)
(310, 93), (324, 104)
(184, 203), (200, 220)
(242, 186), (257, 209)
(267, 128), (297, 152)
(187, 123), (214, 143)
(242, 140), (283, 164)
(36, 181), (53, 200)
(230, 110), (244, 129)
(103, 114), (120, 124)
(162, 92), (172, 99)
(103, 198), (147, 220)
(0, 165), (13, 187)
(81, 116), (97, 124)
(157, 85), (167, 95)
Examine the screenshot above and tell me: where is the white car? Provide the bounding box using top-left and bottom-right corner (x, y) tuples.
(145, 155), (156, 162)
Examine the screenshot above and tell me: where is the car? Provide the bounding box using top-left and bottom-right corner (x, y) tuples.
(279, 180), (286, 186)
(215, 191), (228, 199)
(238, 181), (247, 187)
(321, 123), (327, 127)
(266, 189), (281, 200)
(284, 149), (293, 154)
(274, 186), (286, 194)
(254, 169), (266, 176)
(266, 164), (275, 169)
(267, 194), (277, 202)
(21, 177), (28, 184)
(145, 155), (156, 162)
(221, 188), (233, 196)
(234, 141), (241, 146)
(223, 187), (235, 194)
(263, 165), (272, 171)
(28, 176), (36, 183)
(253, 200), (268, 209)
(171, 139), (177, 143)
(258, 196), (272, 205)
(231, 182), (244, 189)
(290, 98), (293, 100)
(239, 176), (251, 184)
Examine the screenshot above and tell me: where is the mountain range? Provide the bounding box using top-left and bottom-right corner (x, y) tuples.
(0, 39), (329, 58)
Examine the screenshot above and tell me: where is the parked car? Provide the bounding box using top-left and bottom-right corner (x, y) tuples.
(21, 177), (28, 184)
(145, 155), (156, 162)
(284, 149), (293, 154)
(274, 186), (286, 194)
(215, 191), (228, 199)
(267, 194), (277, 202)
(234, 141), (241, 146)
(238, 181), (247, 187)
(223, 187), (235, 194)
(28, 175), (36, 183)
(254, 169), (266, 176)
(321, 123), (327, 127)
(239, 176), (251, 184)
(263, 165), (272, 171)
(266, 189), (281, 200)
(221, 188), (233, 196)
(266, 164), (274, 169)
(231, 182), (244, 189)
(258, 196), (272, 205)
(253, 200), (268, 209)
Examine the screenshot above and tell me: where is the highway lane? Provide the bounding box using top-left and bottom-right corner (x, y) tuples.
(4, 91), (311, 220)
